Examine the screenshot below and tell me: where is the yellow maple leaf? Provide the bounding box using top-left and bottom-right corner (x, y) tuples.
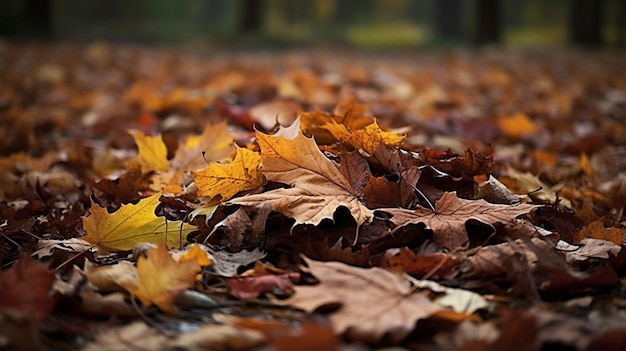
(125, 243), (200, 314)
(129, 130), (170, 174)
(82, 192), (196, 252)
(192, 145), (263, 204)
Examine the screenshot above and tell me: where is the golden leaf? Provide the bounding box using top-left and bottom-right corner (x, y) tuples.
(82, 192), (196, 252)
(192, 145), (263, 204)
(129, 130), (169, 174)
(171, 121), (234, 172)
(125, 243), (200, 314)
(497, 112), (538, 138)
(323, 120), (404, 155)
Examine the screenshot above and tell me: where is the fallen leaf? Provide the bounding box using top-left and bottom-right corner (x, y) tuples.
(574, 220), (626, 245)
(406, 276), (489, 314)
(33, 237), (92, 259)
(497, 112), (538, 138)
(274, 257), (441, 342)
(125, 242), (200, 314)
(82, 192), (197, 252)
(171, 120), (234, 172)
(84, 321), (169, 351)
(86, 260), (138, 292)
(205, 246), (267, 277)
(193, 144), (263, 204)
(175, 243), (213, 267)
(323, 119), (405, 155)
(564, 238), (621, 263)
(0, 254), (55, 321)
(227, 273), (299, 299)
(384, 247), (457, 278)
(498, 166), (572, 208)
(169, 323), (267, 351)
(236, 316), (337, 351)
(128, 130), (169, 174)
(382, 192), (536, 249)
(229, 119), (374, 229)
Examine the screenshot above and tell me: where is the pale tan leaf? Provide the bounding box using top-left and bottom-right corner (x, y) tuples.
(274, 257), (441, 343)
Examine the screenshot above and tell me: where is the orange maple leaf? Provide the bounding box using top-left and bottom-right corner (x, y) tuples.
(229, 118), (374, 229)
(125, 242), (200, 314)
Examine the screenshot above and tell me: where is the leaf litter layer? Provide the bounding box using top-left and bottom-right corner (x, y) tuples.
(1, 43), (626, 350)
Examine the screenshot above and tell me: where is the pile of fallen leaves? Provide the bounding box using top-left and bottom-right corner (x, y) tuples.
(1, 42), (626, 350)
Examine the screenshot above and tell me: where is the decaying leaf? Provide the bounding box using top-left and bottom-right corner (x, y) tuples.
(0, 255), (55, 322)
(275, 257), (441, 342)
(82, 192), (196, 252)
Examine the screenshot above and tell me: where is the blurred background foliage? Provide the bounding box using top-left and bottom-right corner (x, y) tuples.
(1, 0), (624, 48)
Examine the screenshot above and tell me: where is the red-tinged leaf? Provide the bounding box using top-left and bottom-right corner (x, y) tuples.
(384, 247), (458, 278)
(543, 265), (618, 297)
(227, 273), (300, 299)
(586, 328), (626, 351)
(0, 254), (56, 321)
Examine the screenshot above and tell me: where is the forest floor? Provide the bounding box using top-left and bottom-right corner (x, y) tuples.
(1, 42), (626, 350)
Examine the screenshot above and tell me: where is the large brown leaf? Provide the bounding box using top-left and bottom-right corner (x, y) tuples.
(274, 257), (441, 343)
(382, 192), (536, 249)
(229, 119), (374, 229)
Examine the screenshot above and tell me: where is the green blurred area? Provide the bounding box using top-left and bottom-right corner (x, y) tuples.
(1, 0), (624, 48)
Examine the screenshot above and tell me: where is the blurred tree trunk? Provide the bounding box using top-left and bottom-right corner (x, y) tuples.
(25, 0), (51, 38)
(475, 0), (501, 44)
(436, 0), (462, 42)
(569, 0), (604, 46)
(335, 0), (351, 23)
(0, 0), (51, 38)
(239, 0), (264, 34)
